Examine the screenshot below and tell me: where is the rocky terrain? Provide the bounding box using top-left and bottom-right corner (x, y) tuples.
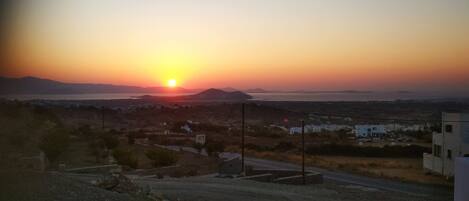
(67, 173), (448, 201)
(0, 171), (154, 201)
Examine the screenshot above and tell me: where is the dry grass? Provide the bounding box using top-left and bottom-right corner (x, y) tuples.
(126, 143), (219, 175)
(224, 146), (452, 186)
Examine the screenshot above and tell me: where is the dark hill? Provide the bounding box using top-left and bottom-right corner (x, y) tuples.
(139, 88), (252, 101)
(189, 88), (252, 100)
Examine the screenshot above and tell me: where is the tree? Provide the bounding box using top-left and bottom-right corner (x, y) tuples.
(99, 132), (119, 149)
(112, 147), (138, 168)
(192, 143), (204, 154)
(273, 141), (296, 152)
(7, 131), (28, 148)
(76, 124), (93, 139)
(127, 134), (135, 145)
(205, 141), (225, 156)
(39, 128), (70, 162)
(145, 149), (178, 167)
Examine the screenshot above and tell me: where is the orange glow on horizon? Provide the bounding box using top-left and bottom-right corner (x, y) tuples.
(1, 0), (469, 91)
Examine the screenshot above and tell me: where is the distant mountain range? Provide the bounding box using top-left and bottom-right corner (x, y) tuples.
(140, 88), (252, 101)
(0, 76), (193, 94)
(0, 76), (413, 96)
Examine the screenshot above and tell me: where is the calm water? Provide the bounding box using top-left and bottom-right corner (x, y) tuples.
(1, 92), (467, 101)
(0, 93), (192, 101)
(248, 92), (462, 101)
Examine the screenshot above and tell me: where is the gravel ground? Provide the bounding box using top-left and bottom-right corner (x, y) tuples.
(133, 177), (447, 201)
(1, 171), (451, 201)
(0, 171), (149, 201)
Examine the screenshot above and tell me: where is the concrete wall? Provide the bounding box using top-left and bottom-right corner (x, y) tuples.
(427, 113), (469, 177)
(355, 125), (386, 138)
(454, 157), (469, 201)
(273, 173), (323, 185)
(239, 174), (274, 182)
(65, 164), (121, 174)
(244, 168), (323, 185)
(246, 168), (302, 178)
(219, 157), (242, 175)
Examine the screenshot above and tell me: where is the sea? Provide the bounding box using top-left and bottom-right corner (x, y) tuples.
(1, 91), (467, 102)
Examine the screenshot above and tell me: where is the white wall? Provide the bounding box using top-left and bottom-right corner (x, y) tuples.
(355, 125), (386, 137)
(454, 157), (469, 201)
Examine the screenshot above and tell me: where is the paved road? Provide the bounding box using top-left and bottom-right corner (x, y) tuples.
(65, 174), (435, 201)
(243, 156), (453, 199)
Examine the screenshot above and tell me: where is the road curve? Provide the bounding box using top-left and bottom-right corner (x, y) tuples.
(244, 156), (452, 199)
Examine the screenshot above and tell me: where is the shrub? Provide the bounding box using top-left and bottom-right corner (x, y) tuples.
(192, 143), (204, 154)
(305, 143), (430, 158)
(247, 126), (284, 138)
(75, 125), (94, 139)
(99, 132), (119, 149)
(206, 141), (225, 156)
(39, 128), (70, 162)
(245, 143), (272, 152)
(127, 134), (135, 145)
(7, 131), (28, 148)
(112, 147), (138, 169)
(273, 141), (296, 151)
(145, 149), (178, 168)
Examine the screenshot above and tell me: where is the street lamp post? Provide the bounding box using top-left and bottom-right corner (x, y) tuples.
(302, 120), (305, 185)
(241, 103), (245, 174)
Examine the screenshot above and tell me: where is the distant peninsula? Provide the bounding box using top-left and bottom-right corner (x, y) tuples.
(139, 88), (252, 101)
(0, 76), (192, 94)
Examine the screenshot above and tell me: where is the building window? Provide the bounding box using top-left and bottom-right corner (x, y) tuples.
(433, 145), (441, 157)
(447, 150), (452, 159)
(445, 124), (452, 133)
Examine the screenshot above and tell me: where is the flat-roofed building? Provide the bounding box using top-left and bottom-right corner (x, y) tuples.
(423, 113), (469, 177)
(354, 125), (386, 138)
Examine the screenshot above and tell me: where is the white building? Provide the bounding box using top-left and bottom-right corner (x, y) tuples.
(289, 124), (352, 135)
(181, 124), (192, 133)
(354, 125), (386, 138)
(423, 113), (469, 177)
(454, 157), (469, 201)
(383, 123), (427, 132)
(289, 127), (303, 135)
(195, 134), (206, 145)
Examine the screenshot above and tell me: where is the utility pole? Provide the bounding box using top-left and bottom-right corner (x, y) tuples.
(302, 120), (305, 185)
(101, 106), (104, 130)
(241, 103), (245, 174)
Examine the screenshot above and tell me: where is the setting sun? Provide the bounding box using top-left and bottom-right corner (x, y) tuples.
(167, 79), (177, 88)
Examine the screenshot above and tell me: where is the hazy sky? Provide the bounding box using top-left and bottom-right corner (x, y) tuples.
(1, 0), (469, 91)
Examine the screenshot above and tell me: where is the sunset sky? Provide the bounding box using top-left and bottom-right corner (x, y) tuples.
(1, 0), (469, 91)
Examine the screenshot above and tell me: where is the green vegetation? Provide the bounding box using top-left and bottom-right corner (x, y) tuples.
(112, 147), (138, 168)
(192, 140), (226, 156)
(39, 128), (70, 162)
(244, 141), (296, 152)
(273, 141), (296, 151)
(192, 143), (204, 154)
(99, 132), (119, 150)
(0, 101), (62, 153)
(305, 143), (431, 158)
(170, 121), (228, 133)
(247, 125), (285, 138)
(6, 131), (29, 148)
(145, 149), (178, 167)
(205, 141), (225, 156)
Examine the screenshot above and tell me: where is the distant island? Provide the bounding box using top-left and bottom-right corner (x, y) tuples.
(245, 88), (270, 93)
(0, 76), (419, 98)
(139, 88), (252, 101)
